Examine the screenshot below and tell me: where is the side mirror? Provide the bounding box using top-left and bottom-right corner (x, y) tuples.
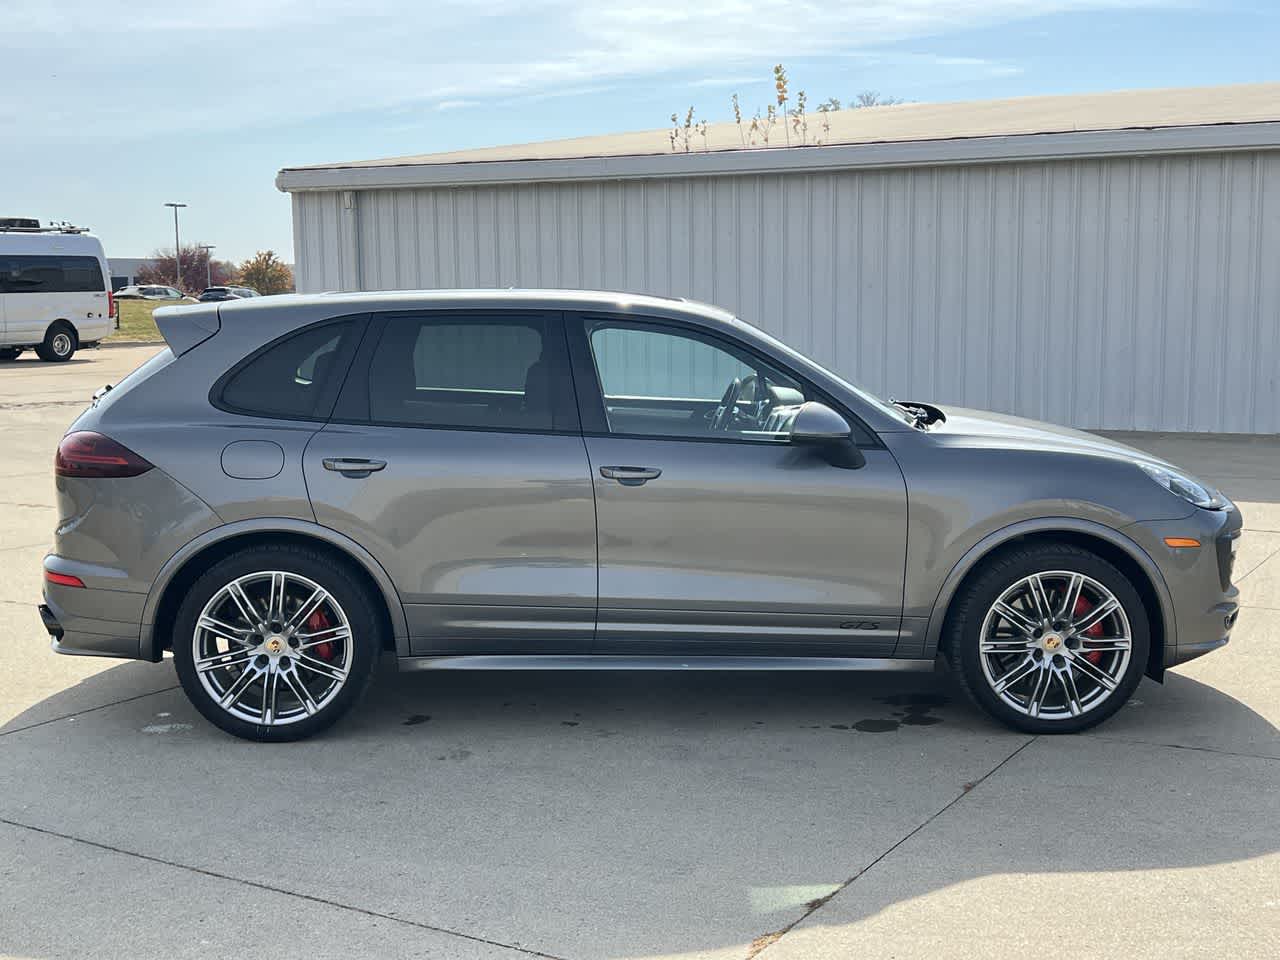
(790, 401), (866, 469)
(790, 401), (852, 442)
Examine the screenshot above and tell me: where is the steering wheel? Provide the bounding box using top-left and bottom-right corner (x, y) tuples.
(711, 378), (743, 431)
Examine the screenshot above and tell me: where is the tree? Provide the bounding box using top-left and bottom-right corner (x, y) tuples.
(136, 243), (236, 294)
(852, 91), (905, 108)
(237, 250), (294, 295)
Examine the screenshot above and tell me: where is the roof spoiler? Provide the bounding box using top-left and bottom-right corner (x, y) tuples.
(153, 303), (220, 355)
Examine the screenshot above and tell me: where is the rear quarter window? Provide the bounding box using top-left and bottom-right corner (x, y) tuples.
(215, 319), (361, 421)
(0, 255), (105, 293)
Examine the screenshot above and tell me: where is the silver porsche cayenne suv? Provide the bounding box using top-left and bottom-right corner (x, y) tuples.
(40, 290), (1242, 741)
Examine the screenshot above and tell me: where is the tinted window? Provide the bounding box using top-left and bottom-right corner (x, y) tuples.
(366, 315), (564, 431)
(219, 320), (356, 420)
(0, 255), (105, 294)
(588, 322), (810, 442)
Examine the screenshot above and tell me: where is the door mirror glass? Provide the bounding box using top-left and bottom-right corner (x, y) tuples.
(789, 401), (852, 443)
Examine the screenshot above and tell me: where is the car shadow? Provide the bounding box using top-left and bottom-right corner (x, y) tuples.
(1, 658), (1276, 958)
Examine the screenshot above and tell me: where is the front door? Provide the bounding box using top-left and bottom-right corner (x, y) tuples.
(568, 316), (908, 656)
(305, 310), (597, 655)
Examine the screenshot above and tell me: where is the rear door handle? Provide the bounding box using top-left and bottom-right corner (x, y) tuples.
(322, 457), (387, 478)
(599, 465), (662, 486)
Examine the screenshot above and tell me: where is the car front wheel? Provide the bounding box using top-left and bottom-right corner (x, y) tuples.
(172, 545), (381, 741)
(948, 543), (1149, 734)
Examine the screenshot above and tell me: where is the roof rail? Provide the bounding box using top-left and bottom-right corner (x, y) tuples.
(0, 219), (90, 234)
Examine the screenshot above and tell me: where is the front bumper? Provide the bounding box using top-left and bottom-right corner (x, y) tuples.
(1131, 504), (1243, 669)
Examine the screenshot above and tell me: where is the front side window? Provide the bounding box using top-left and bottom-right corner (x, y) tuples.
(587, 322), (811, 441)
(218, 320), (357, 420)
(366, 314), (567, 432)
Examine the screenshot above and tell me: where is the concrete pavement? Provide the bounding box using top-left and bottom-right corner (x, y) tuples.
(1, 345), (1277, 959)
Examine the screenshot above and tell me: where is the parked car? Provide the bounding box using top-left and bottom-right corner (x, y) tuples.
(114, 284), (187, 301)
(0, 224), (113, 362)
(40, 291), (1241, 741)
(197, 285), (260, 302)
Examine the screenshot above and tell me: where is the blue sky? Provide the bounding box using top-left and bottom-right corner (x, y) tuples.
(5, 1), (1278, 264)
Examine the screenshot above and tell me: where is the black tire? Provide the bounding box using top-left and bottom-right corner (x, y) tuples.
(0, 348), (21, 362)
(35, 322), (77, 362)
(172, 544), (383, 742)
(947, 542), (1149, 734)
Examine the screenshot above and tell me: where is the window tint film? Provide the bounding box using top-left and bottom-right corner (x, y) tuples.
(367, 315), (563, 431)
(220, 320), (355, 419)
(588, 323), (810, 442)
(0, 255), (104, 293)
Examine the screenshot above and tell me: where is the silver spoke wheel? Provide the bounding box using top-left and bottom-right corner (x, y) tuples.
(193, 570), (353, 726)
(979, 570), (1132, 721)
(51, 332), (73, 357)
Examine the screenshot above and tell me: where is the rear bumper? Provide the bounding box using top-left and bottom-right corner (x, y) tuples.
(41, 559), (146, 660)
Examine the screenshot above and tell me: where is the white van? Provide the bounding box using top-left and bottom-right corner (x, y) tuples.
(0, 223), (114, 362)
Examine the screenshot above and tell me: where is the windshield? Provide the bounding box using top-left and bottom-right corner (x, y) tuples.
(731, 317), (918, 427)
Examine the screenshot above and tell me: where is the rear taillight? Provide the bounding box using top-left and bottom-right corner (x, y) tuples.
(55, 432), (153, 478)
(45, 570), (86, 588)
(108, 289), (117, 319)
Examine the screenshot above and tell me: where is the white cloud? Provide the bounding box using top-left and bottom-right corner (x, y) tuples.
(1, 0), (1170, 140)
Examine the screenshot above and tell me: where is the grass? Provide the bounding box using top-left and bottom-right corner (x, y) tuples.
(109, 298), (191, 342)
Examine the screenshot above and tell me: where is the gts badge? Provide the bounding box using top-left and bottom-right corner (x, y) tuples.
(839, 620), (881, 631)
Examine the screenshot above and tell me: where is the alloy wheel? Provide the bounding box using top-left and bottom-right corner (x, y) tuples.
(192, 571), (353, 726)
(51, 332), (73, 357)
(978, 570), (1132, 720)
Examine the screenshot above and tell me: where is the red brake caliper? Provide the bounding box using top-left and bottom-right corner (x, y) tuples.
(1072, 595), (1105, 663)
(306, 609), (335, 661)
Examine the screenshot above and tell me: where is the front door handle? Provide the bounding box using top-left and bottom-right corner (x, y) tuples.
(599, 465), (662, 486)
(323, 457), (387, 478)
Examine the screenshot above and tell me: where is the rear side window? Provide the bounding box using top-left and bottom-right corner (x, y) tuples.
(217, 320), (359, 420)
(364, 314), (571, 432)
(0, 255), (105, 293)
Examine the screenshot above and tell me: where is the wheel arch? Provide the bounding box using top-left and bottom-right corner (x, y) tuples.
(926, 518), (1174, 682)
(140, 519), (409, 662)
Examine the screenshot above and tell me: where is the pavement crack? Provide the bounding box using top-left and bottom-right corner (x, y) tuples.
(0, 816), (568, 959)
(0, 685), (179, 738)
(748, 735), (1038, 958)
(1085, 732), (1279, 762)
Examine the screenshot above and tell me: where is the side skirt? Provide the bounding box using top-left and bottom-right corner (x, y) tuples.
(399, 655), (938, 672)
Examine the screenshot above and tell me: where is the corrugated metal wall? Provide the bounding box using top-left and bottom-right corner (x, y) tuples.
(292, 150), (1280, 433)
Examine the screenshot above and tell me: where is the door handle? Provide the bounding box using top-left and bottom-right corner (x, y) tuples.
(599, 465), (662, 486)
(322, 457), (387, 478)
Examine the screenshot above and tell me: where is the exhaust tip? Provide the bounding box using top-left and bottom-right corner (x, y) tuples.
(38, 604), (64, 640)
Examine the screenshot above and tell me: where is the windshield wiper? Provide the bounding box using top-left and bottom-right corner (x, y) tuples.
(889, 397), (929, 429)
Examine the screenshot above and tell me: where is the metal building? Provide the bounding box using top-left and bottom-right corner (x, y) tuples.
(277, 83), (1280, 433)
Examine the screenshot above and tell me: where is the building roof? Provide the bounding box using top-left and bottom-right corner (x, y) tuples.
(278, 82), (1280, 193)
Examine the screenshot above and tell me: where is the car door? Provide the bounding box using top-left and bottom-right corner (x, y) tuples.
(304, 309), (597, 656)
(566, 314), (908, 657)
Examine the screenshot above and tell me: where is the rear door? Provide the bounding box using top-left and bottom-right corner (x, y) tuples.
(304, 310), (597, 656)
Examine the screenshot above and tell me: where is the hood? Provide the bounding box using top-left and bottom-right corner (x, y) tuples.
(928, 405), (1175, 468)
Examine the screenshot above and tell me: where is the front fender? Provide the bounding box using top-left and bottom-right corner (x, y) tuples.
(919, 516), (1176, 663)
(139, 517), (410, 660)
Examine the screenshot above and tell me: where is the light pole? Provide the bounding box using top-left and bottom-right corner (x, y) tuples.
(198, 244), (216, 289)
(164, 202), (187, 289)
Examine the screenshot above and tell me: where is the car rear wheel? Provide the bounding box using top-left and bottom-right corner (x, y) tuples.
(948, 543), (1149, 734)
(172, 545), (382, 741)
(35, 322), (76, 362)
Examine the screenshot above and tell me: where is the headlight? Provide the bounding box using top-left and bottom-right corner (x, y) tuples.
(1138, 462), (1230, 510)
